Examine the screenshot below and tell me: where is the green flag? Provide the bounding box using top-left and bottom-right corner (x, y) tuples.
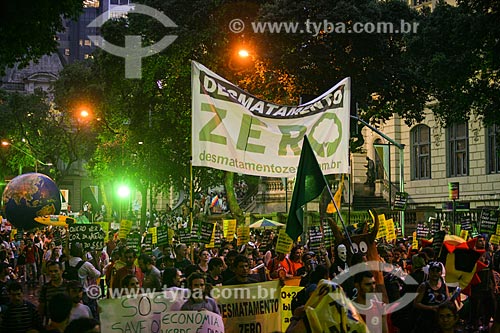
(286, 136), (327, 241)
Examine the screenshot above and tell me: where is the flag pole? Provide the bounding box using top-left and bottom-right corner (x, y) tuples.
(323, 174), (354, 249)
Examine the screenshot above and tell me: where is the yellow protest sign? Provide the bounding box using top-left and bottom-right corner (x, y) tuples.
(214, 280), (280, 333)
(412, 231), (418, 249)
(460, 229), (469, 241)
(276, 229), (294, 254)
(206, 223), (217, 248)
(118, 220), (133, 239)
(281, 286), (304, 332)
(237, 226), (250, 246)
(490, 234), (500, 245)
(223, 219), (237, 241)
(168, 228), (175, 245)
(148, 227), (157, 244)
(385, 218), (396, 242)
(376, 214), (387, 239)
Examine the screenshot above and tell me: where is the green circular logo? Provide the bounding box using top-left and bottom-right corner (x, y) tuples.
(309, 112), (343, 157)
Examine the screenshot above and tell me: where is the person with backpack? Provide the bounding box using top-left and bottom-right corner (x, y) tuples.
(39, 261), (67, 325)
(65, 243), (101, 319)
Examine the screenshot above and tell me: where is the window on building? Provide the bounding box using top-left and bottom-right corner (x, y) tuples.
(487, 124), (500, 173)
(411, 125), (431, 180)
(447, 122), (469, 177)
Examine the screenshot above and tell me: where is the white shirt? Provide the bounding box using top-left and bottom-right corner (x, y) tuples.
(69, 302), (92, 321)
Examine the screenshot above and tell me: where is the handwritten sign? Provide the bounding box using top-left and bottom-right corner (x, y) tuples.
(432, 230), (446, 256)
(276, 229), (294, 254)
(480, 209), (499, 234)
(178, 229), (191, 244)
(490, 234), (500, 245)
(126, 232), (142, 254)
(376, 214), (387, 239)
(143, 233), (153, 255)
(416, 224), (430, 239)
(148, 227), (157, 244)
(191, 221), (215, 244)
(460, 216), (473, 231)
(118, 220), (133, 239)
(281, 286), (304, 332)
(206, 223), (217, 248)
(68, 224), (105, 252)
(236, 226), (250, 247)
(393, 191), (408, 211)
(223, 219), (237, 241)
(98, 292), (224, 333)
(156, 225), (169, 246)
(308, 226), (323, 253)
(385, 218), (396, 242)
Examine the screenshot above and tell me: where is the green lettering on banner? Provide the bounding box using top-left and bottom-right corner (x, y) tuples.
(199, 103), (227, 144)
(278, 125), (307, 156)
(236, 114), (266, 154)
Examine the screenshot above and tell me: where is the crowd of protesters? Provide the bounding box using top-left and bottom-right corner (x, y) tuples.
(2, 218), (500, 332)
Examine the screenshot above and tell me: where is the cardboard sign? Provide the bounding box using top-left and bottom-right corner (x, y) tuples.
(126, 232), (142, 254)
(214, 280), (280, 333)
(236, 226), (250, 247)
(376, 214), (387, 239)
(223, 219), (237, 241)
(393, 191), (408, 211)
(308, 226), (323, 254)
(178, 229), (192, 244)
(192, 221), (215, 244)
(148, 227), (157, 244)
(68, 223), (105, 252)
(281, 286), (304, 332)
(480, 209), (499, 234)
(156, 225), (170, 246)
(385, 218), (396, 242)
(98, 292), (224, 332)
(118, 220), (133, 239)
(416, 224), (430, 239)
(143, 233), (153, 255)
(276, 229), (294, 254)
(460, 216), (473, 231)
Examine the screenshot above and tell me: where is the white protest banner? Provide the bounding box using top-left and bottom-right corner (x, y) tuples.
(192, 61), (350, 177)
(98, 291), (224, 333)
(213, 280), (281, 333)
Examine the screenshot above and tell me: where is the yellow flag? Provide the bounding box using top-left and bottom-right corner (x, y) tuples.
(327, 174), (344, 214)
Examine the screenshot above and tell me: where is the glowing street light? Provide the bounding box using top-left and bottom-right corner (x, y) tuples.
(238, 49), (250, 58)
(1, 140), (52, 174)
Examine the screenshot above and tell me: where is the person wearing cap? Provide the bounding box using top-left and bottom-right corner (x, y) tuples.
(67, 280), (92, 321)
(413, 261), (450, 332)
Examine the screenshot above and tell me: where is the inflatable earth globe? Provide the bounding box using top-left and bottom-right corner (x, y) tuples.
(1, 173), (61, 230)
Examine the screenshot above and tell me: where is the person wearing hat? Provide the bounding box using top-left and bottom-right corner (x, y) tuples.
(413, 261), (450, 332)
(66, 280), (92, 321)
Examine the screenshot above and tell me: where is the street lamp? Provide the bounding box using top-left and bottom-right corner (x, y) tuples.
(1, 140), (52, 174)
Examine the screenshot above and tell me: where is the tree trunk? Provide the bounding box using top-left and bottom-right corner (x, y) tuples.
(224, 171), (244, 225)
(140, 185), (147, 233)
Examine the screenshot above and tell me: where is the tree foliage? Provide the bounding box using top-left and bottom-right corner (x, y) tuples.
(0, 0), (83, 71)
